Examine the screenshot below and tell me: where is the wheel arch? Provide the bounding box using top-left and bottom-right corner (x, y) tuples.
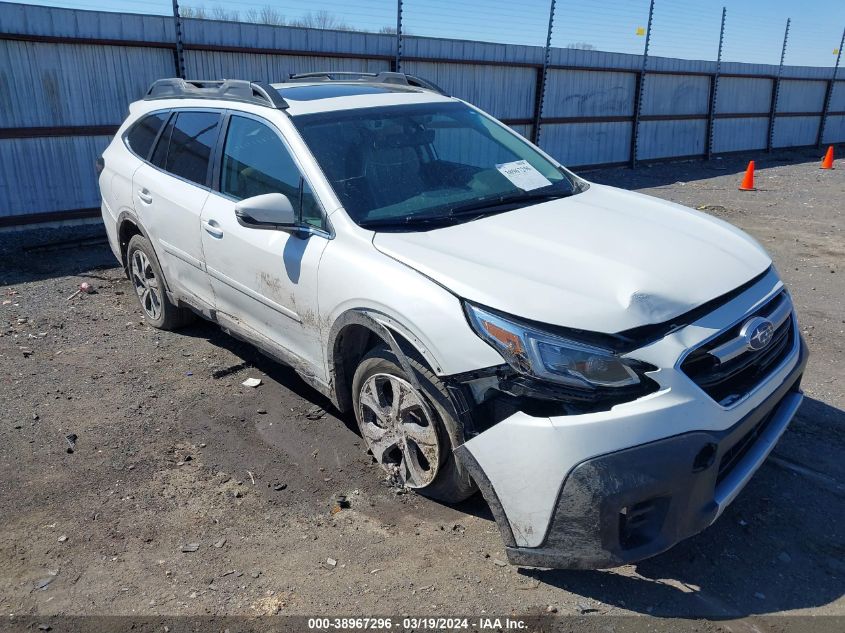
(327, 309), (441, 413)
(116, 211), (174, 296)
(117, 211), (150, 270)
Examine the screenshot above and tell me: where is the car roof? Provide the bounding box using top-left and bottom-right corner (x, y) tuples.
(270, 81), (455, 116)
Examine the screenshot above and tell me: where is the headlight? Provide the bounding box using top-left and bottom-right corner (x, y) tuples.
(465, 303), (643, 389)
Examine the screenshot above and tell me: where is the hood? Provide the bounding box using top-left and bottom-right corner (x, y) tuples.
(372, 184), (771, 333)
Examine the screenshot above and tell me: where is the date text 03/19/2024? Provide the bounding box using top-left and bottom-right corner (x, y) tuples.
(307, 617), (532, 630)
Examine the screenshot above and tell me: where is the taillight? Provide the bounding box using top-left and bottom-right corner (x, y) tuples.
(95, 156), (105, 175)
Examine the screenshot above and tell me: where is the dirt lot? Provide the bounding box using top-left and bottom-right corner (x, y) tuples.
(1, 147), (843, 629)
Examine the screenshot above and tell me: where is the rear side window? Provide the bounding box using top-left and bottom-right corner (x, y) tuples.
(125, 112), (168, 159)
(161, 111), (220, 186)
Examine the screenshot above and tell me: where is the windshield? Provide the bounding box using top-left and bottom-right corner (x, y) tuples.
(292, 101), (581, 230)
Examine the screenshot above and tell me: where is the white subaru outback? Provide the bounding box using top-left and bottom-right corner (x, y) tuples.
(98, 73), (807, 569)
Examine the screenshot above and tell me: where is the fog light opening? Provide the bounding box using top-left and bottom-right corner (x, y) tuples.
(692, 443), (718, 472)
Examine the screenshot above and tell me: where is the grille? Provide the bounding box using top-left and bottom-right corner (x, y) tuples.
(681, 291), (794, 406)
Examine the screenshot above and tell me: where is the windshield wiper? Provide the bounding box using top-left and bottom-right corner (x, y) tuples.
(358, 214), (462, 230)
(359, 189), (575, 231)
(445, 189), (573, 217)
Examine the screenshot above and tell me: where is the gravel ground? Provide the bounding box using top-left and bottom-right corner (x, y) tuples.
(0, 147), (843, 629)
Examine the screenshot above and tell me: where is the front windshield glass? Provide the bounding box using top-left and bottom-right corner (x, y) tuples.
(292, 101), (580, 229)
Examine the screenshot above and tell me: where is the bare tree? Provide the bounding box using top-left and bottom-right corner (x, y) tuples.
(259, 6), (286, 26)
(211, 5), (239, 21)
(379, 25), (398, 34)
(183, 4), (364, 32)
(179, 6), (207, 19)
(291, 10), (350, 31)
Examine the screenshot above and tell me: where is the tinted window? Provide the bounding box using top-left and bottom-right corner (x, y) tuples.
(164, 111), (220, 186)
(221, 115), (324, 229)
(293, 102), (573, 228)
(126, 112), (168, 159)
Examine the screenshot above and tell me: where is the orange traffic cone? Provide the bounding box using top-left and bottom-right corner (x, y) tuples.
(821, 145), (834, 169)
(739, 160), (756, 191)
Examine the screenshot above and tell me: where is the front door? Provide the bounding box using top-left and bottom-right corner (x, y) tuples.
(200, 113), (331, 379)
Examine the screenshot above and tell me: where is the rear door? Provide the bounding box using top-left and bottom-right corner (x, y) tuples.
(132, 109), (221, 308)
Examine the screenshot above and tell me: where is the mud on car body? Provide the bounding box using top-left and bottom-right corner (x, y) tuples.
(98, 73), (807, 569)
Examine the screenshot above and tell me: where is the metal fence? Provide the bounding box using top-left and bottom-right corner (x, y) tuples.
(1, 0), (844, 226)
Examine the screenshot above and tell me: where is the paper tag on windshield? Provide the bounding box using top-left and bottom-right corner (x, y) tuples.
(495, 160), (552, 191)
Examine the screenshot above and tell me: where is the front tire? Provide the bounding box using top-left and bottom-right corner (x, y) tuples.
(351, 345), (476, 503)
(126, 234), (193, 330)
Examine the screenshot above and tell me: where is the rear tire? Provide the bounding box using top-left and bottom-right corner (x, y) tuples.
(126, 234), (194, 330)
(351, 345), (477, 503)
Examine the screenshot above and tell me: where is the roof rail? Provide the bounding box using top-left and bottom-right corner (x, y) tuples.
(144, 78), (288, 109)
(286, 71), (448, 96)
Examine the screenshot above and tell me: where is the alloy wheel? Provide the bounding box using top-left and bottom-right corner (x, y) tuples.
(130, 249), (162, 321)
(357, 373), (440, 488)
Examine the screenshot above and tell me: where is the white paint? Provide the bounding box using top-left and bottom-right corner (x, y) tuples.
(100, 86), (801, 559)
(374, 183), (772, 333)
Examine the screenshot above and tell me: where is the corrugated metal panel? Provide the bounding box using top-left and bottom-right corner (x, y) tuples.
(821, 115), (845, 144)
(508, 124), (532, 140)
(780, 65), (836, 80)
(401, 61), (535, 119)
(637, 119), (707, 160)
(0, 1), (174, 42)
(185, 51), (389, 83)
(777, 79), (828, 113)
(404, 35), (542, 65)
(549, 47), (642, 72)
(829, 81), (845, 111)
(544, 69), (636, 117)
(647, 55), (714, 75)
(721, 61), (780, 76)
(0, 136), (110, 217)
(0, 40), (173, 127)
(539, 122), (632, 166)
(642, 74), (710, 115)
(712, 117), (769, 153)
(716, 77), (772, 113)
(182, 17), (397, 57)
(772, 116), (821, 147)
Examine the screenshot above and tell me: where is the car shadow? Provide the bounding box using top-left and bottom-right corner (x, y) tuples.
(176, 318), (360, 435)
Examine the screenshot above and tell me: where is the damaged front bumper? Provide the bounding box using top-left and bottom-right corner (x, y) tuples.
(451, 270), (808, 569)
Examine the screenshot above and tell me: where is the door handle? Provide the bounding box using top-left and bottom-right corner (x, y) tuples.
(202, 219), (224, 239)
(137, 189), (153, 204)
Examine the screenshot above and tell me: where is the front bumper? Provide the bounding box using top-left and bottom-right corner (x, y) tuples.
(454, 269), (808, 568)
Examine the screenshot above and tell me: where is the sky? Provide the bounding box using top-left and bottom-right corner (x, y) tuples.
(6, 0), (845, 67)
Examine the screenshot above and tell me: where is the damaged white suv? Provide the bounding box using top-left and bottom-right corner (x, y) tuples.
(99, 73), (807, 569)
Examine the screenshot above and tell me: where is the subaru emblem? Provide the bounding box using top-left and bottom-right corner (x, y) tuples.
(740, 317), (775, 352)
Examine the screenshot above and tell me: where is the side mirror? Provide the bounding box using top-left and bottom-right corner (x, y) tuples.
(235, 193), (296, 229)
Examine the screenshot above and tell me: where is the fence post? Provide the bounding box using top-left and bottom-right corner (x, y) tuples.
(817, 27), (845, 147)
(394, 0), (404, 72)
(532, 0), (556, 145)
(767, 18), (790, 153)
(171, 0), (186, 79)
(630, 0), (655, 168)
(706, 7), (727, 160)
